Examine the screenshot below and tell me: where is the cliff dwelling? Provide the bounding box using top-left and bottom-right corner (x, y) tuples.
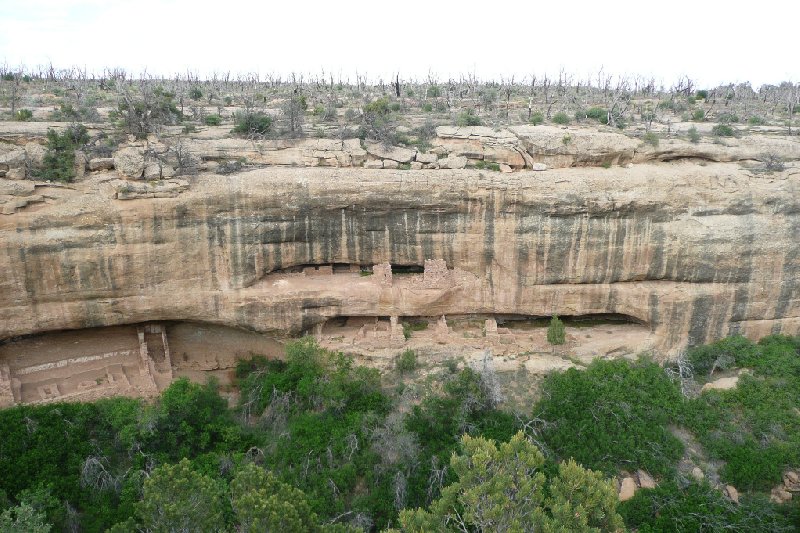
(1, 102), (798, 408)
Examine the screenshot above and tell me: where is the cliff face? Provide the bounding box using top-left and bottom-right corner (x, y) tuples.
(1, 163), (798, 357)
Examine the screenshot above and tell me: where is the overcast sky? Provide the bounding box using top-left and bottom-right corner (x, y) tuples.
(1, 0), (796, 88)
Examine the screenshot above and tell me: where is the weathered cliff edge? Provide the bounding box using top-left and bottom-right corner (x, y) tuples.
(1, 163), (798, 358)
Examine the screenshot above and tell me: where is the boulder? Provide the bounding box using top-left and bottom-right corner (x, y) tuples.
(24, 143), (46, 169)
(499, 163), (513, 173)
(116, 178), (189, 200)
(364, 142), (416, 163)
(434, 127), (526, 169)
(1, 194), (43, 215)
(0, 149), (26, 169)
(701, 375), (739, 392)
(73, 151), (87, 179)
(509, 125), (639, 168)
(88, 158), (115, 171)
(364, 160), (383, 169)
(383, 159), (399, 169)
(771, 487), (793, 504)
(439, 155), (468, 169)
(416, 152), (438, 164)
(113, 147), (146, 178)
(531, 163), (548, 171)
(5, 168), (25, 180)
(724, 485), (739, 504)
(618, 477), (636, 501)
(691, 467), (704, 481)
(143, 162), (163, 180)
(637, 470), (656, 489)
(0, 180), (35, 196)
(410, 162), (423, 170)
(784, 471), (800, 491)
(161, 165), (176, 178)
(343, 139), (368, 166)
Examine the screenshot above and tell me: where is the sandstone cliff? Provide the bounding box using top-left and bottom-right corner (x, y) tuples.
(1, 162), (798, 357)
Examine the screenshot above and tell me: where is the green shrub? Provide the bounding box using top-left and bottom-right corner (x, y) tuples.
(711, 124), (737, 137)
(396, 349), (418, 374)
(529, 112), (544, 125)
(203, 114), (221, 126)
(686, 334), (759, 378)
(682, 334), (800, 491)
(1, 72), (15, 81)
(426, 85), (441, 98)
(643, 131), (659, 148)
(389, 102), (401, 112)
(747, 115), (766, 126)
(421, 102), (433, 113)
(584, 107), (608, 123)
(562, 134), (572, 145)
(456, 109), (481, 127)
(14, 109), (33, 121)
(536, 357), (684, 477)
(37, 124), (90, 182)
(189, 87), (203, 100)
(473, 160), (500, 171)
(695, 89), (709, 99)
(546, 315), (565, 345)
(551, 112), (570, 125)
(232, 111), (272, 135)
(691, 109), (706, 121)
(361, 97), (397, 142)
(620, 481), (794, 532)
(687, 125), (701, 143)
(363, 97), (390, 116)
(717, 112), (739, 124)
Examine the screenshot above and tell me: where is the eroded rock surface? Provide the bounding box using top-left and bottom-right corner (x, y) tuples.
(1, 163), (798, 361)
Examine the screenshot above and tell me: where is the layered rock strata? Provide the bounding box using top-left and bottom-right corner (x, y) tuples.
(1, 163), (797, 358)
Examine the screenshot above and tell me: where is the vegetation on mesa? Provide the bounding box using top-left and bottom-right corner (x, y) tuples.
(1, 66), (797, 183)
(1, 334), (799, 531)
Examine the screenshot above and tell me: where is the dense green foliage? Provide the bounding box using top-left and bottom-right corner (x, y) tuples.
(620, 480), (797, 532)
(546, 314), (565, 345)
(551, 111), (570, 125)
(395, 349), (418, 374)
(2, 334), (799, 531)
(136, 459), (225, 532)
(683, 335), (800, 491)
(537, 357), (684, 477)
(0, 503), (50, 533)
(396, 432), (623, 532)
(37, 124), (89, 182)
(711, 123), (737, 137)
(203, 114), (221, 126)
(456, 109), (481, 126)
(232, 111), (273, 135)
(14, 108), (33, 121)
(113, 87), (182, 138)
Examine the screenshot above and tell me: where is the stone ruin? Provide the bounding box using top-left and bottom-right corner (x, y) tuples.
(422, 259), (452, 288)
(372, 262), (393, 286)
(0, 323), (173, 407)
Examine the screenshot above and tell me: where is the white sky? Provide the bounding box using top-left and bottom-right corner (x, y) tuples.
(1, 0), (797, 88)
